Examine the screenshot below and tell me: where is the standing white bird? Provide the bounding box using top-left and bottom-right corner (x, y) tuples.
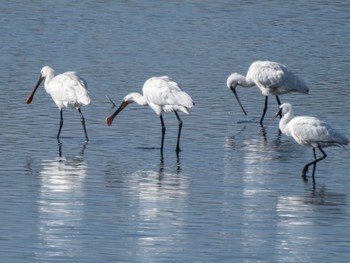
(26, 66), (91, 142)
(227, 60), (309, 126)
(277, 103), (348, 183)
(105, 76), (194, 155)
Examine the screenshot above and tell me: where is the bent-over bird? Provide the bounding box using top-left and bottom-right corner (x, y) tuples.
(277, 103), (348, 184)
(106, 76), (194, 155)
(26, 66), (91, 142)
(227, 60), (309, 126)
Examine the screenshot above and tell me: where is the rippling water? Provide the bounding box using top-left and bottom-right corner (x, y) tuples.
(1, 1), (350, 262)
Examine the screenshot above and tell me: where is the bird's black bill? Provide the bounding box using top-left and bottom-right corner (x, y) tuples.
(231, 88), (247, 115)
(26, 75), (44, 104)
(274, 108), (283, 120)
(105, 100), (129, 126)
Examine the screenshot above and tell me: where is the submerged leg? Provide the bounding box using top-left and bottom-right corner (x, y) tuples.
(57, 109), (63, 143)
(78, 108), (89, 142)
(160, 114), (166, 156)
(260, 96), (268, 127)
(301, 146), (327, 183)
(174, 111), (183, 154)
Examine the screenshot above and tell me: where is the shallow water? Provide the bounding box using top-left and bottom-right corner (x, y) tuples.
(1, 1), (350, 262)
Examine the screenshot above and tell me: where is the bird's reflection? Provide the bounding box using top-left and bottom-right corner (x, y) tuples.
(224, 131), (348, 261)
(36, 143), (87, 259)
(127, 157), (188, 262)
(275, 185), (346, 261)
(304, 185), (346, 206)
(224, 126), (247, 150)
(223, 132), (294, 257)
(157, 156), (182, 182)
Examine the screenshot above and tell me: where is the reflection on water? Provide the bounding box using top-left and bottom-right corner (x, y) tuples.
(128, 158), (189, 261)
(223, 132), (349, 261)
(35, 144), (87, 259)
(223, 134), (280, 258)
(1, 0), (350, 261)
(275, 186), (347, 262)
(223, 125), (247, 149)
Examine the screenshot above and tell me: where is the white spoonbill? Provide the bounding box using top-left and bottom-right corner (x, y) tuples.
(277, 103), (348, 183)
(26, 66), (91, 142)
(227, 60), (309, 126)
(105, 76), (194, 155)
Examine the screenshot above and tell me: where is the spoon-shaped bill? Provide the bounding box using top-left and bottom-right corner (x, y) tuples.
(105, 100), (129, 126)
(26, 75), (44, 104)
(231, 88), (247, 115)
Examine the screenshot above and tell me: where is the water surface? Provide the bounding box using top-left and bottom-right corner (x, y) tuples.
(1, 1), (350, 262)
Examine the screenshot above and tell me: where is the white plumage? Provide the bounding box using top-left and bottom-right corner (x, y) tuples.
(227, 60), (309, 126)
(47, 71), (91, 109)
(278, 103), (348, 183)
(26, 66), (91, 142)
(106, 76), (194, 155)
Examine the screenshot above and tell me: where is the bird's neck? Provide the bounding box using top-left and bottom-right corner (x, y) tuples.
(127, 92), (148, 106)
(44, 71), (55, 93)
(239, 76), (255, 87)
(279, 110), (294, 136)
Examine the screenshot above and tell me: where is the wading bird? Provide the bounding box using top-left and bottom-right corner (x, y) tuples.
(277, 103), (348, 184)
(227, 60), (309, 126)
(105, 76), (194, 156)
(26, 66), (91, 143)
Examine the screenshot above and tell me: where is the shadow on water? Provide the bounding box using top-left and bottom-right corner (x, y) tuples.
(29, 143), (88, 260)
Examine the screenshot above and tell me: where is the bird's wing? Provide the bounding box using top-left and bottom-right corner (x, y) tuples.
(249, 61), (308, 94)
(290, 116), (347, 147)
(50, 72), (91, 107)
(146, 77), (194, 108)
(249, 61), (287, 92)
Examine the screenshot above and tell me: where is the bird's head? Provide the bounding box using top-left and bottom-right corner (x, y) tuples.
(226, 73), (242, 90)
(277, 103), (293, 117)
(25, 66), (53, 104)
(226, 73), (247, 115)
(123, 93), (137, 104)
(40, 65), (54, 78)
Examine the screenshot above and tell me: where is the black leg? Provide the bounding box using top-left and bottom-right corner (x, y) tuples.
(276, 96), (283, 135)
(160, 114), (166, 157)
(174, 111), (183, 154)
(276, 96), (282, 106)
(57, 109), (63, 143)
(311, 148), (317, 184)
(301, 146), (327, 182)
(58, 143), (63, 157)
(260, 96), (268, 127)
(78, 108), (89, 142)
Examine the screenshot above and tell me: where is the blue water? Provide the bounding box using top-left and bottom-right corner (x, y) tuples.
(1, 1), (350, 262)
